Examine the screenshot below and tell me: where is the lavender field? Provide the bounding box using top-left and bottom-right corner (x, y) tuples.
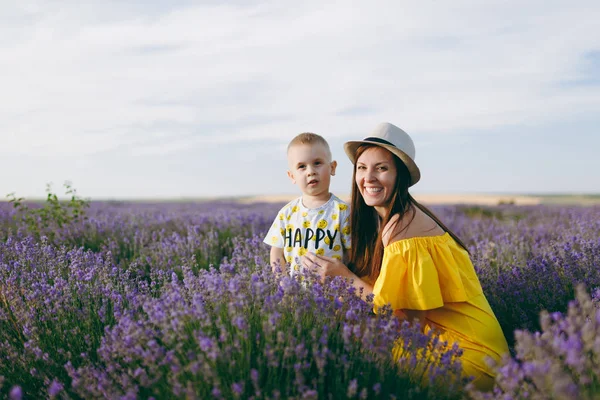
(1, 199), (600, 399)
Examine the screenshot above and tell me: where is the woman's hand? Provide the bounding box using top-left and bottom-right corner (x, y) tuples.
(302, 252), (375, 300)
(300, 253), (350, 282)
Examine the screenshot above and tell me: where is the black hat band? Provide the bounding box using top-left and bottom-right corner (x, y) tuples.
(363, 137), (396, 148)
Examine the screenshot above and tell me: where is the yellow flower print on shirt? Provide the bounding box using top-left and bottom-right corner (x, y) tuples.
(316, 248), (325, 255)
(286, 246), (293, 253)
(286, 256), (293, 263)
(271, 236), (279, 245)
(298, 247), (308, 256)
(286, 224), (294, 231)
(324, 237), (331, 246)
(342, 226), (351, 235)
(318, 210), (325, 215)
(303, 220), (311, 228)
(302, 211), (308, 217)
(317, 219), (328, 229)
(332, 214), (338, 220)
(333, 223), (340, 231)
(292, 205), (299, 213)
(279, 214), (284, 221)
(338, 203), (348, 211)
(333, 244), (341, 251)
(280, 228), (285, 236)
(332, 254), (342, 260)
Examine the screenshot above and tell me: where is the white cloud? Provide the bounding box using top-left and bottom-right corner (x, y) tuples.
(0, 0), (599, 196)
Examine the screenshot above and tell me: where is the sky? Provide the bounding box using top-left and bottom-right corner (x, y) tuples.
(1, 0), (599, 200)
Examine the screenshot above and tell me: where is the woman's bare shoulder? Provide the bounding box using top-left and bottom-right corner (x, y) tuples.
(384, 207), (444, 246)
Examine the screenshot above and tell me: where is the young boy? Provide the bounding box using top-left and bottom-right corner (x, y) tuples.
(264, 132), (351, 277)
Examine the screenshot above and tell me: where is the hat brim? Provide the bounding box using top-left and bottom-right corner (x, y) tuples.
(344, 140), (421, 186)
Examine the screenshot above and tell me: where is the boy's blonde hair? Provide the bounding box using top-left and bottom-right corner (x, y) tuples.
(287, 132), (332, 160)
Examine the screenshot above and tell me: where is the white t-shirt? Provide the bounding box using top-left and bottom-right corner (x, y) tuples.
(264, 194), (352, 276)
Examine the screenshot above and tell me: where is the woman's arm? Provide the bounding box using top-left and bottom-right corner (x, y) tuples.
(300, 253), (374, 300)
(301, 253), (433, 326)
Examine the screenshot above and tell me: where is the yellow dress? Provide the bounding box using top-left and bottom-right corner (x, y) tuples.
(371, 233), (509, 391)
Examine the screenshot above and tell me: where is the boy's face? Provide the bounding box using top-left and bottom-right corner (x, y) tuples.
(287, 143), (337, 198)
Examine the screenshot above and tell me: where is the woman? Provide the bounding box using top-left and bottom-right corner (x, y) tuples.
(301, 122), (509, 391)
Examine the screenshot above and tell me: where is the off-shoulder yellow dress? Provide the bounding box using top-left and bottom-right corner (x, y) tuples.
(371, 233), (509, 391)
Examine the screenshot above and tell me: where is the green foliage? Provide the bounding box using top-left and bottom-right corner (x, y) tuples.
(458, 205), (525, 222)
(459, 206), (505, 220)
(497, 199), (515, 205)
(6, 182), (89, 240)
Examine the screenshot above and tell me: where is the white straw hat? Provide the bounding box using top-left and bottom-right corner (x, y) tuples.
(344, 122), (421, 186)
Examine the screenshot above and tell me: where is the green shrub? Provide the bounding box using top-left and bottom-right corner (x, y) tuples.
(6, 182), (89, 241)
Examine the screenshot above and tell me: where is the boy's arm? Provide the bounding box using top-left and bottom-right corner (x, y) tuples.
(270, 246), (288, 276)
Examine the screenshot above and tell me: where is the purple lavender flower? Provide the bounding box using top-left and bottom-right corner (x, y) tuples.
(231, 382), (244, 397)
(9, 386), (22, 400)
(48, 379), (63, 397)
(5, 201), (597, 398)
(470, 285), (600, 399)
(347, 379), (358, 397)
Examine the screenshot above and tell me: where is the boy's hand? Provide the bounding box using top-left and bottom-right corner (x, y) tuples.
(270, 247), (287, 276)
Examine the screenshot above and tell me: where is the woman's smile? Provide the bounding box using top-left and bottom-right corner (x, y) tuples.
(364, 186), (383, 194)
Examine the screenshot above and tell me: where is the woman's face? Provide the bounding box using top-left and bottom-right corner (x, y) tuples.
(355, 146), (398, 214)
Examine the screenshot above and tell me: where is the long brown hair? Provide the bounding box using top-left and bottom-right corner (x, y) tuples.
(348, 144), (469, 282)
